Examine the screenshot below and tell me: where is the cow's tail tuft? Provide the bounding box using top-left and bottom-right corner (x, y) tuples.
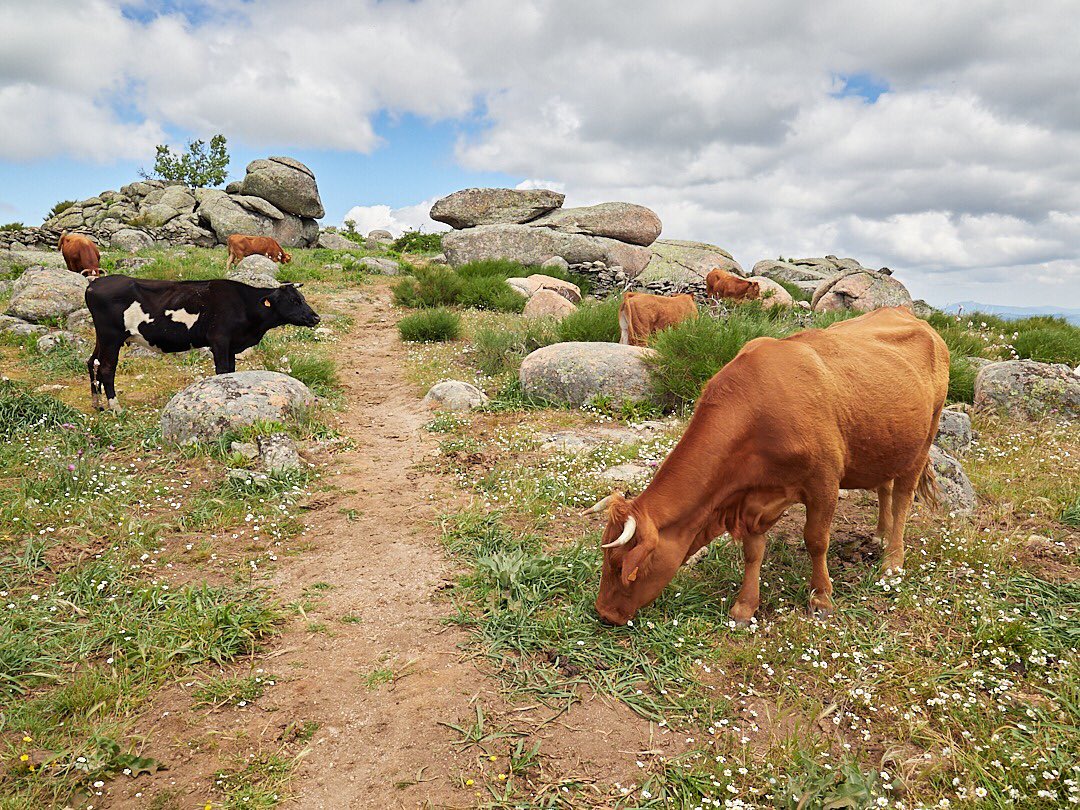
(915, 454), (938, 510)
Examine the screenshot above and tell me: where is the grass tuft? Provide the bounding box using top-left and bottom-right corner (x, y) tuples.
(397, 308), (461, 342)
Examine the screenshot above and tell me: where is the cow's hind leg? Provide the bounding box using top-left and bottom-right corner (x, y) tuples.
(95, 342), (122, 412)
(730, 532), (766, 624)
(803, 491), (839, 616)
(875, 480), (894, 542)
(87, 340), (102, 410)
(883, 469), (920, 573)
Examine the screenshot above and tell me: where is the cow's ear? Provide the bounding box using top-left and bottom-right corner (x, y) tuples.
(619, 514), (658, 587)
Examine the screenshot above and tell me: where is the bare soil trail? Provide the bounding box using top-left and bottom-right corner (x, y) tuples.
(107, 283), (668, 809)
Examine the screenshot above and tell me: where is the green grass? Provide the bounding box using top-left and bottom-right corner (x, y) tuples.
(772, 277), (813, 302)
(470, 318), (558, 376)
(193, 673), (275, 708)
(397, 308), (461, 342)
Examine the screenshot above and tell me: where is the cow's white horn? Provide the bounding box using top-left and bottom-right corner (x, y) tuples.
(583, 495), (614, 515)
(601, 515), (636, 548)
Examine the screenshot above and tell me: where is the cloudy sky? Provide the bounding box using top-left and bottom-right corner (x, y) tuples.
(1, 0), (1078, 307)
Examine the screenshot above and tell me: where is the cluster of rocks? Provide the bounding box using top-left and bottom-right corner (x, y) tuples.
(974, 360), (1080, 419)
(434, 188), (660, 277)
(753, 255), (913, 313)
(1, 156), (326, 253)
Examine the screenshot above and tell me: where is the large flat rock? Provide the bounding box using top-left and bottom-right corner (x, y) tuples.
(430, 188), (564, 228)
(519, 341), (658, 406)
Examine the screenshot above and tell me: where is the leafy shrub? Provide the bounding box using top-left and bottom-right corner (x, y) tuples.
(648, 308), (786, 408)
(397, 308), (461, 342)
(556, 296), (622, 342)
(471, 319), (559, 376)
(390, 230), (444, 253)
(0, 221), (25, 232)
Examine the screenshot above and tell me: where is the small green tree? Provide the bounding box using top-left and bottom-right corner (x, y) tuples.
(140, 134), (230, 188)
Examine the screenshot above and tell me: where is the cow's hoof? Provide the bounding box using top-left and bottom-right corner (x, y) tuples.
(729, 602), (758, 626)
(809, 602), (834, 619)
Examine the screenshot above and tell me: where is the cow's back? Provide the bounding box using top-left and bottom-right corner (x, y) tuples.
(702, 307), (948, 488)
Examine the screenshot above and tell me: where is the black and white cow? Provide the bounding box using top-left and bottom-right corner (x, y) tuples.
(84, 275), (320, 411)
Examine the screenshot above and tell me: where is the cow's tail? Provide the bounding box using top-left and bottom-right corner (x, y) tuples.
(915, 454), (938, 510)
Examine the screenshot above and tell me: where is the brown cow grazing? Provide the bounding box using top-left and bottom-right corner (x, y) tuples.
(706, 268), (759, 302)
(59, 232), (103, 278)
(587, 307), (949, 626)
(618, 291), (698, 346)
(225, 235), (292, 271)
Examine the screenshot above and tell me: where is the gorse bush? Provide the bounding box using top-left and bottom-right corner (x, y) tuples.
(0, 221), (25, 232)
(947, 350), (978, 404)
(648, 308), (787, 409)
(457, 275), (528, 312)
(392, 266), (463, 308)
(556, 296), (622, 343)
(46, 199), (77, 220)
(397, 308), (461, 342)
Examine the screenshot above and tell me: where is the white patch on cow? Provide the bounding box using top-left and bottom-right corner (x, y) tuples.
(107, 398), (121, 412)
(618, 309), (630, 345)
(165, 308), (200, 329)
(122, 302), (156, 349)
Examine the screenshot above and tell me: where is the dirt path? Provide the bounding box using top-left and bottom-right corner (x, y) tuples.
(262, 286), (487, 808)
(108, 283), (670, 809)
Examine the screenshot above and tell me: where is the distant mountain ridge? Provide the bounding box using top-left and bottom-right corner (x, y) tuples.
(944, 301), (1080, 326)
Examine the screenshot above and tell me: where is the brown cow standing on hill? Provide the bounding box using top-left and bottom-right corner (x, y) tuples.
(225, 234), (292, 271)
(706, 267), (759, 302)
(59, 232), (103, 278)
(587, 307), (949, 626)
(618, 291), (698, 346)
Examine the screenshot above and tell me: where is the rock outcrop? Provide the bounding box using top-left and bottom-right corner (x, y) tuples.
(236, 157), (324, 219)
(433, 187), (660, 276)
(5, 265), (88, 323)
(519, 342), (658, 407)
(812, 269), (913, 313)
(974, 360), (1080, 419)
(430, 188), (565, 229)
(421, 380), (489, 411)
(928, 445), (976, 514)
(161, 371), (316, 444)
(522, 289), (576, 320)
(442, 224), (652, 276)
(23, 156), (324, 250)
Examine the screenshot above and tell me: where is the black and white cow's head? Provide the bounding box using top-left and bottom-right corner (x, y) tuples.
(264, 283), (320, 328)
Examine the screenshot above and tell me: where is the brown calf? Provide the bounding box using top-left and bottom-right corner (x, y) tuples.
(58, 232), (103, 278)
(225, 235), (292, 271)
(706, 268), (759, 302)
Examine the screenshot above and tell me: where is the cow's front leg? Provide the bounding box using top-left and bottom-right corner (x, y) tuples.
(803, 492), (839, 616)
(210, 343), (235, 374)
(94, 343), (122, 412)
(729, 532), (766, 624)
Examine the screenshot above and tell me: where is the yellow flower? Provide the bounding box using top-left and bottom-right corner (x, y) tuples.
(465, 779), (474, 786)
(498, 773), (507, 781)
(22, 736), (31, 743)
(488, 755), (496, 761)
(20, 754), (29, 762)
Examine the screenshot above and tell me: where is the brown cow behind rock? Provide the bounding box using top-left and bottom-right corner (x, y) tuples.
(59, 232), (103, 278)
(588, 307), (949, 626)
(618, 291), (697, 346)
(706, 267), (758, 302)
(225, 235), (292, 271)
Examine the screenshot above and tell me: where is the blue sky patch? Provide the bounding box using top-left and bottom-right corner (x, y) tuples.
(832, 72), (890, 103)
